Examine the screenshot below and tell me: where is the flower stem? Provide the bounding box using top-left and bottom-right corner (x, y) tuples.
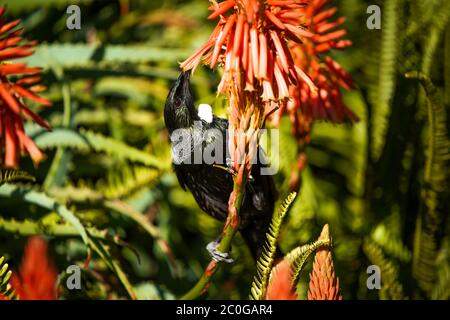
(180, 170), (247, 300)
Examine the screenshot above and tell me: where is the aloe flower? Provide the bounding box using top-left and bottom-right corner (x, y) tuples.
(268, 0), (357, 190)
(308, 224), (342, 300)
(180, 0), (317, 105)
(0, 6), (51, 168)
(283, 0), (357, 126)
(11, 236), (58, 300)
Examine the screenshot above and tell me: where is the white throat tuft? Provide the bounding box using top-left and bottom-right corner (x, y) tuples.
(198, 103), (213, 123)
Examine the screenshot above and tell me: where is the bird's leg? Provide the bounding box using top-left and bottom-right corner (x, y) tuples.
(213, 158), (255, 182)
(212, 164), (235, 175)
(206, 236), (234, 263)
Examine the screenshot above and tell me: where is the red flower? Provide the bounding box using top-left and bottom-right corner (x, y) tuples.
(265, 259), (297, 300)
(0, 6), (51, 168)
(286, 0), (357, 125)
(10, 236), (58, 300)
(180, 0), (317, 104)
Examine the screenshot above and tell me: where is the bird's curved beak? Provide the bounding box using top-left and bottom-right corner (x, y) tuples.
(171, 70), (192, 101)
(178, 70), (191, 93)
(179, 70), (191, 81)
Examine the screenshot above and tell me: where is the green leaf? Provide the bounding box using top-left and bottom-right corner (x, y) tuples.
(21, 44), (191, 69)
(0, 170), (35, 186)
(0, 185), (137, 300)
(7, 0), (94, 12)
(97, 165), (161, 199)
(0, 256), (16, 300)
(405, 72), (449, 296)
(249, 192), (297, 300)
(370, 0), (402, 160)
(371, 223), (411, 263)
(0, 184), (90, 246)
(31, 128), (167, 170)
(286, 239), (330, 286)
(87, 237), (137, 300)
(363, 239), (404, 300)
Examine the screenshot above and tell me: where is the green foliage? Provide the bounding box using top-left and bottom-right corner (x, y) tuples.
(363, 240), (404, 300)
(24, 44), (190, 70)
(0, 170), (35, 186)
(0, 184), (136, 299)
(32, 128), (167, 169)
(98, 165), (161, 199)
(0, 256), (16, 300)
(249, 192), (297, 300)
(370, 0), (402, 160)
(421, 0), (450, 76)
(0, 184), (91, 246)
(0, 0), (449, 300)
(371, 222), (411, 263)
(7, 0), (94, 12)
(287, 239), (330, 286)
(405, 72), (449, 296)
(431, 239), (450, 300)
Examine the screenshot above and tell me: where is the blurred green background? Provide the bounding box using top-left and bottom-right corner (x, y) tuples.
(0, 0), (448, 300)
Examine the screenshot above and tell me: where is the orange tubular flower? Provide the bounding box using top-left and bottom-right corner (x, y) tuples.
(307, 224), (342, 300)
(11, 236), (58, 300)
(0, 6), (51, 168)
(180, 0), (317, 105)
(285, 0), (357, 126)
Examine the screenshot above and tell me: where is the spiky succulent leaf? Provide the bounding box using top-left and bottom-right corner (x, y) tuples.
(249, 192), (297, 300)
(0, 170), (35, 186)
(405, 72), (449, 296)
(287, 239), (330, 286)
(0, 256), (16, 300)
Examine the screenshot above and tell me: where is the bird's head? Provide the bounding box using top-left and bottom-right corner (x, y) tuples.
(164, 70), (199, 133)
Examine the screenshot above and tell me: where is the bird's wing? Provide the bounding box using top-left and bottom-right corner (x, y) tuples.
(173, 165), (188, 190)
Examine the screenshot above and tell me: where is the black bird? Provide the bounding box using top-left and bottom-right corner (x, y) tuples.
(164, 71), (277, 261)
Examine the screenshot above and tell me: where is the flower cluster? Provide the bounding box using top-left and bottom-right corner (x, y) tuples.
(284, 0), (357, 127)
(0, 6), (51, 168)
(181, 0), (317, 104)
(182, 0), (355, 122)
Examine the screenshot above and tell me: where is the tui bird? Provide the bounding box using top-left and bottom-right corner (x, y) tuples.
(164, 71), (277, 261)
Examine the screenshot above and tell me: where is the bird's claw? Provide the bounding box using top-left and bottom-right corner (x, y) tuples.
(226, 157), (233, 169)
(225, 157), (255, 182)
(206, 240), (234, 263)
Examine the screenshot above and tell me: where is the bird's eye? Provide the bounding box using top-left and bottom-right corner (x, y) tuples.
(174, 97), (182, 107)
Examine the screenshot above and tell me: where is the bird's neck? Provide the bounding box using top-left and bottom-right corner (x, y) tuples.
(165, 106), (200, 133)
